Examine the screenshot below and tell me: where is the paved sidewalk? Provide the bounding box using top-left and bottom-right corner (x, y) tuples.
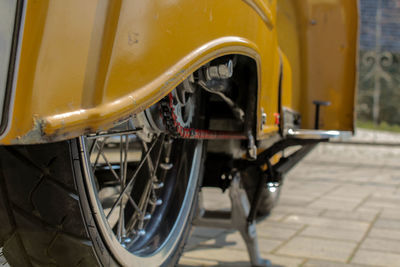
(179, 129), (400, 267)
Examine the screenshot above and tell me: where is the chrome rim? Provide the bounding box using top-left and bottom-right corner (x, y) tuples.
(79, 128), (202, 266)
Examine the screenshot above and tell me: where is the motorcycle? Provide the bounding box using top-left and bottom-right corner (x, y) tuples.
(0, 0), (358, 266)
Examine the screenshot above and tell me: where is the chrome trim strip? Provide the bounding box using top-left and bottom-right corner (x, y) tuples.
(241, 0), (274, 30)
(0, 0), (26, 138)
(286, 129), (352, 140)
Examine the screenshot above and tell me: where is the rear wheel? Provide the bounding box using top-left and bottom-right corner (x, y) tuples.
(0, 92), (204, 266)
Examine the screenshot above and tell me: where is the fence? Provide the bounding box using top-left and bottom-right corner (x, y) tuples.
(357, 0), (400, 126)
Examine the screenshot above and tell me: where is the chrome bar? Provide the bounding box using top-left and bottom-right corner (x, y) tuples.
(286, 129), (352, 140)
(86, 129), (142, 139)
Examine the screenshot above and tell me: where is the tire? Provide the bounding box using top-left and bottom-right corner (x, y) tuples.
(0, 97), (205, 266)
(241, 166), (281, 220)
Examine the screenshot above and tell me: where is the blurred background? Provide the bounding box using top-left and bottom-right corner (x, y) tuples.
(357, 0), (400, 132)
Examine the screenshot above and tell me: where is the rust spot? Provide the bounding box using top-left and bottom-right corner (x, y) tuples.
(11, 117), (49, 144)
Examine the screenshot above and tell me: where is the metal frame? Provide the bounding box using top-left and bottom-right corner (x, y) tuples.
(196, 136), (327, 266)
(194, 174), (271, 267)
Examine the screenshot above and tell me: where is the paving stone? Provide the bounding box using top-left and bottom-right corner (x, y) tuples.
(380, 208), (400, 220)
(360, 237), (400, 254)
(276, 236), (357, 262)
(182, 247), (258, 264)
(201, 188), (231, 211)
(178, 257), (220, 266)
(260, 254), (305, 267)
(300, 226), (365, 242)
(257, 220), (305, 230)
(322, 210), (378, 222)
(308, 197), (362, 211)
(303, 259), (369, 267)
(182, 130), (400, 266)
(200, 231), (283, 253)
(279, 197), (312, 207)
(284, 215), (370, 231)
(181, 249), (305, 267)
(373, 218), (400, 231)
(368, 227), (400, 240)
(184, 235), (209, 251)
(351, 249), (400, 266)
(356, 207), (381, 215)
(371, 191), (400, 201)
(273, 205), (323, 216)
(362, 199), (400, 209)
(191, 227), (228, 238)
(328, 185), (373, 199)
(266, 211), (287, 222)
(256, 224), (299, 240)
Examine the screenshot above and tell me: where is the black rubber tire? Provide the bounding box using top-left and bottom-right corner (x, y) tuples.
(241, 166), (281, 220)
(0, 139), (203, 267)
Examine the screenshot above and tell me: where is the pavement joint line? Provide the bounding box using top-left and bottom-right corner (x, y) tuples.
(346, 210), (382, 263)
(298, 258), (332, 267)
(305, 184), (343, 208)
(276, 212), (289, 222)
(316, 208), (326, 216)
(297, 257), (308, 267)
(273, 212), (290, 223)
(351, 194), (372, 212)
(269, 224), (307, 254)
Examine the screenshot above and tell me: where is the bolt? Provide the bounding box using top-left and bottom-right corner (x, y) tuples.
(206, 60), (233, 80)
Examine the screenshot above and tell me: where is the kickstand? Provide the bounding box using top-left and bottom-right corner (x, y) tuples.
(194, 174), (271, 267)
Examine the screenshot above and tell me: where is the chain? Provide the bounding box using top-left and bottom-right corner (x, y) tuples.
(160, 93), (246, 140)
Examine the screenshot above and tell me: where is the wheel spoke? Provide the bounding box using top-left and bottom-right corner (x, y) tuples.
(152, 134), (165, 178)
(142, 141), (155, 175)
(89, 139), (98, 157)
(92, 138), (108, 172)
(82, 84), (202, 259)
(137, 135), (166, 228)
(106, 137), (158, 219)
(122, 135), (129, 186)
(117, 135), (131, 240)
(100, 151), (121, 182)
(117, 200), (125, 241)
(126, 192), (142, 215)
(136, 178), (153, 231)
(120, 135), (123, 181)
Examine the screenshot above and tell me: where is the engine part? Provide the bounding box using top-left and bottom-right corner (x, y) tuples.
(160, 92), (246, 140)
(198, 80), (245, 122)
(205, 60), (234, 80)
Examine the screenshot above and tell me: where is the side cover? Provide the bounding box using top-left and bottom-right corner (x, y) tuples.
(277, 0), (358, 132)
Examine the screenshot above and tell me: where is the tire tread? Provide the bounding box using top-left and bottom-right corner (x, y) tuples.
(0, 142), (98, 267)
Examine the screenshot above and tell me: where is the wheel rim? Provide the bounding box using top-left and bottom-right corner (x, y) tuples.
(79, 131), (202, 265)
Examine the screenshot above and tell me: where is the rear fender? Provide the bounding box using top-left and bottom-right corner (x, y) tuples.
(1, 0), (280, 144)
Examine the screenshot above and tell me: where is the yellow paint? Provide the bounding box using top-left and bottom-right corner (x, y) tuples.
(276, 0), (358, 131)
(280, 50), (293, 109)
(0, 0), (358, 144)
